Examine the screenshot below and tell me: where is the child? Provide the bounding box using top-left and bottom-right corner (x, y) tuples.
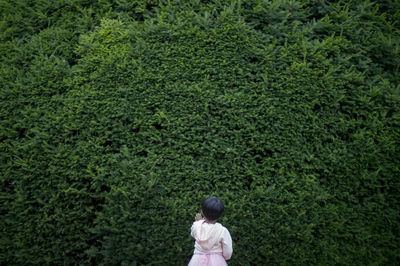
(188, 196), (233, 266)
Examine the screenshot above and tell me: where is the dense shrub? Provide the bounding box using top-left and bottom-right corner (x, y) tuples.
(1, 0), (399, 265)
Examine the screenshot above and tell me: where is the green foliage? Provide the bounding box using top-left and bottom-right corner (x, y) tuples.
(1, 0), (399, 265)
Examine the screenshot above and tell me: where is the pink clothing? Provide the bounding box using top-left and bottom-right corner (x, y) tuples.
(188, 253), (227, 266)
(188, 220), (233, 265)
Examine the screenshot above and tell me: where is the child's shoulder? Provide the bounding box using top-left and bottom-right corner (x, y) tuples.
(191, 219), (204, 228)
(192, 220), (226, 229)
(216, 222), (228, 230)
(193, 219), (204, 225)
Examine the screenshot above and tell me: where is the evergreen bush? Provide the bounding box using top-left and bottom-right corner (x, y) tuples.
(1, 0), (399, 264)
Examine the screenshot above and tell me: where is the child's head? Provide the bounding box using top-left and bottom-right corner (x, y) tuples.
(202, 196), (224, 221)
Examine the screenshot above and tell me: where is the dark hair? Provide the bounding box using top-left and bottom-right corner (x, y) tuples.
(202, 196), (224, 221)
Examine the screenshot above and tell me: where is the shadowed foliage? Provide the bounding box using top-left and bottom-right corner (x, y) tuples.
(1, 0), (399, 265)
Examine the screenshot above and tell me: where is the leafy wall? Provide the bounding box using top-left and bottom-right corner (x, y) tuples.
(1, 0), (399, 265)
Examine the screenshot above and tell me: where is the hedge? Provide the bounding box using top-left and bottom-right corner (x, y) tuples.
(1, 0), (399, 265)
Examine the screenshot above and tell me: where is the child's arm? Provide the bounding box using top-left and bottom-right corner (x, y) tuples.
(221, 228), (233, 260)
(191, 213), (203, 238)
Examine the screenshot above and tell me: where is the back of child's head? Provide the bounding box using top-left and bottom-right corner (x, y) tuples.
(202, 196), (224, 221)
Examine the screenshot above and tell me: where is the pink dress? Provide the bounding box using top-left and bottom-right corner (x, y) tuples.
(188, 220), (233, 266)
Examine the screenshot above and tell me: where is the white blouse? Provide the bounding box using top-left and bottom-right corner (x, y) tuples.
(190, 219), (233, 260)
